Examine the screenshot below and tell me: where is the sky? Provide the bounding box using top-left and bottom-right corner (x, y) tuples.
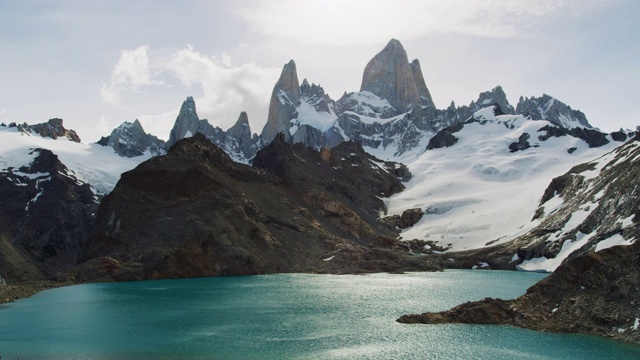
(1, 0), (639, 142)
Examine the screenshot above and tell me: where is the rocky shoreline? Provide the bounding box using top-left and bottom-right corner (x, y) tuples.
(398, 242), (640, 345)
(0, 280), (73, 305)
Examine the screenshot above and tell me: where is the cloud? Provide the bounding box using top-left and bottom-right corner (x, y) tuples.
(100, 45), (161, 105)
(99, 44), (280, 133)
(164, 45), (280, 131)
(234, 0), (609, 46)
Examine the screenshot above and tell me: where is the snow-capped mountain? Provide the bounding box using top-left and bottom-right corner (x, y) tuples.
(97, 119), (165, 158)
(0, 122), (151, 195)
(252, 39), (603, 163)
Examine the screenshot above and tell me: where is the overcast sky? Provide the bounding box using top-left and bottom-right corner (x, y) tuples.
(1, 0), (638, 142)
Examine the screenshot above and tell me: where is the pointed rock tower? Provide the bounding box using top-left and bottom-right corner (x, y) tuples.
(227, 111), (255, 157)
(361, 39), (435, 112)
(260, 60), (301, 143)
(166, 96), (203, 148)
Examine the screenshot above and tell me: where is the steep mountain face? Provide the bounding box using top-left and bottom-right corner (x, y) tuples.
(0, 148), (98, 281)
(74, 134), (439, 281)
(97, 119), (165, 157)
(14, 118), (81, 142)
(517, 94), (591, 129)
(166, 97), (262, 163)
(360, 39), (435, 112)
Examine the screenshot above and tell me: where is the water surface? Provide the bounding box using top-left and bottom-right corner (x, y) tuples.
(0, 270), (638, 359)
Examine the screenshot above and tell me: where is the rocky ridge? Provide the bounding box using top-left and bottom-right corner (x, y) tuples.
(517, 94), (591, 129)
(12, 118), (81, 142)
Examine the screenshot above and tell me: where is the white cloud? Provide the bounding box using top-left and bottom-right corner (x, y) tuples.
(164, 45), (280, 131)
(100, 45), (162, 105)
(234, 0), (609, 46)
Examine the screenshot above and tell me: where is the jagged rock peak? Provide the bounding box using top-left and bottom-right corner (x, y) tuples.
(516, 94), (592, 129)
(100, 119), (166, 158)
(360, 39), (434, 113)
(475, 86), (515, 114)
(227, 111), (252, 141)
(167, 96), (204, 148)
(233, 111), (249, 128)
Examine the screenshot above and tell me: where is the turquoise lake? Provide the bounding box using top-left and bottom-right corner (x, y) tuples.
(1, 270), (639, 359)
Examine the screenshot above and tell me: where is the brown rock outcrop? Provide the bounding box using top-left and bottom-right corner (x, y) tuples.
(18, 118), (81, 142)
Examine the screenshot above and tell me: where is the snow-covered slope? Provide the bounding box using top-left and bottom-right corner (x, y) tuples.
(384, 107), (625, 252)
(0, 126), (150, 194)
(513, 134), (640, 272)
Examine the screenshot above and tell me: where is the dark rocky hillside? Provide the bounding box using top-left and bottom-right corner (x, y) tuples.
(0, 149), (97, 282)
(74, 133), (439, 281)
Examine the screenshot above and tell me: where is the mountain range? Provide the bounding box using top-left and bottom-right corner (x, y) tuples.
(0, 38), (638, 342)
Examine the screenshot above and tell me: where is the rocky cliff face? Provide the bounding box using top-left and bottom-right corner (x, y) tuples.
(260, 60), (302, 143)
(16, 118), (81, 142)
(0, 149), (98, 281)
(517, 94), (591, 129)
(97, 119), (165, 157)
(360, 39), (435, 112)
(74, 134), (438, 281)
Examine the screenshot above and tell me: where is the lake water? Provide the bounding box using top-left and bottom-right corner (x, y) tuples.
(0, 270), (638, 359)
